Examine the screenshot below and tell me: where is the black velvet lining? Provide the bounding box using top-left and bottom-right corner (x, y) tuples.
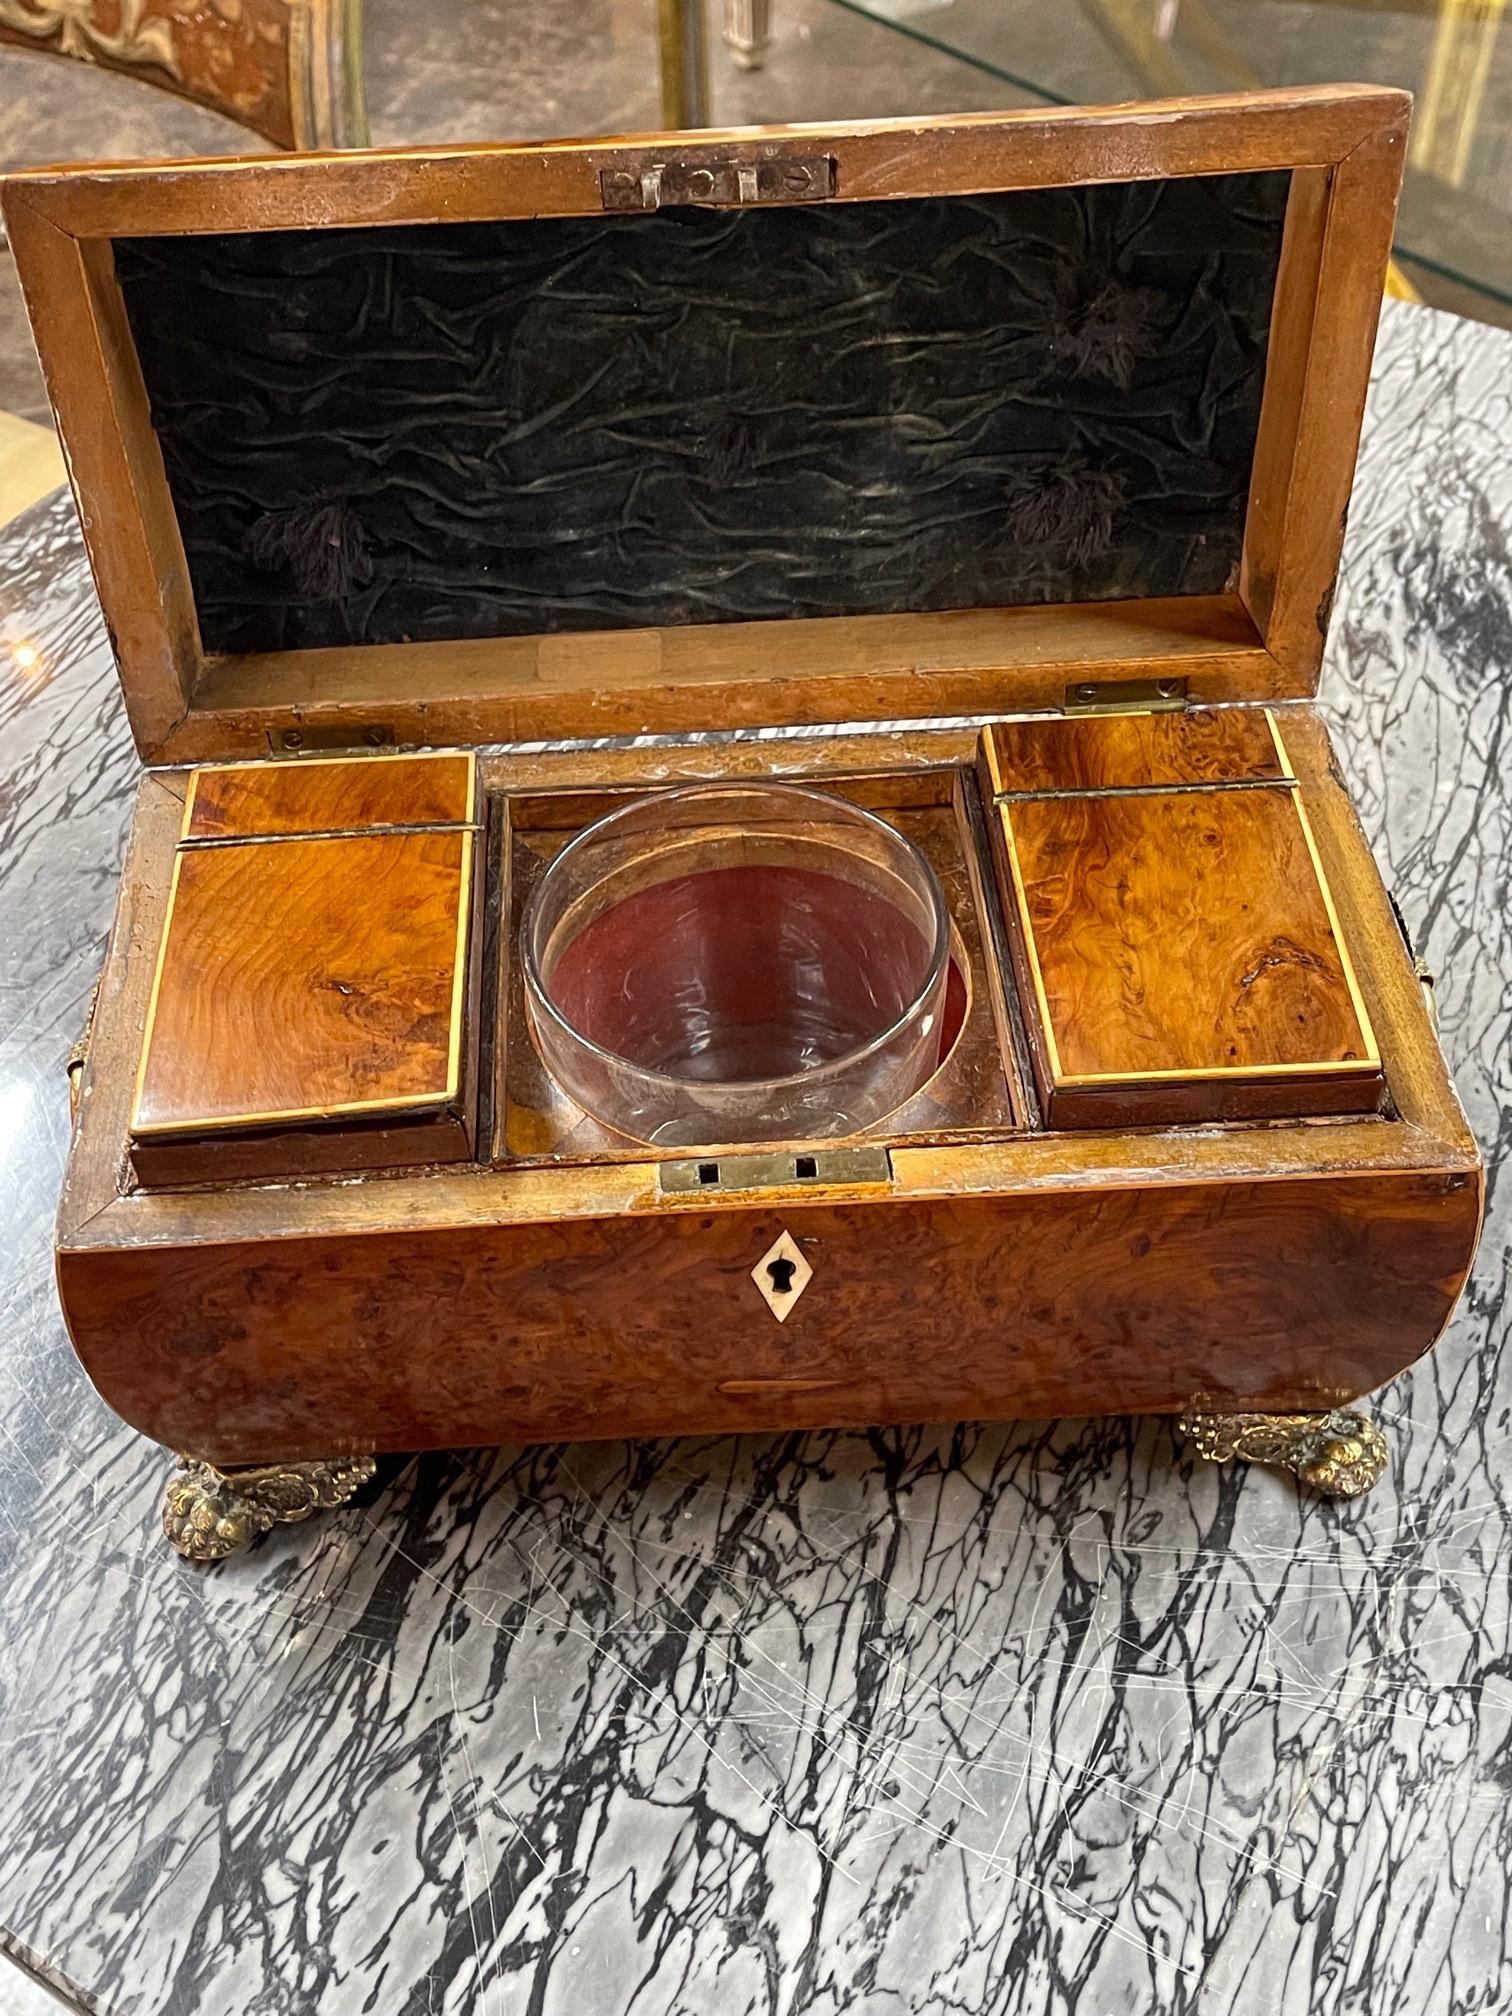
(114, 171), (1288, 656)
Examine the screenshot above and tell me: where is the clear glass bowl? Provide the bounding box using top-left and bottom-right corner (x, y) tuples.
(522, 782), (952, 1148)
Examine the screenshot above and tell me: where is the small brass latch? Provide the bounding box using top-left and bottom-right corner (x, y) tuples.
(268, 723), (394, 756)
(600, 155), (835, 212)
(1388, 890), (1439, 1029)
(659, 1146), (891, 1195)
(1063, 676), (1189, 716)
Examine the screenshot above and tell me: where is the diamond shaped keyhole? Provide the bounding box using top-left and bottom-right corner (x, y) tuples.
(767, 1256), (798, 1296)
(752, 1231), (813, 1322)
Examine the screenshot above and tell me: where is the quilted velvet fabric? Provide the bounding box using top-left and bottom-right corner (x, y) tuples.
(114, 170), (1288, 656)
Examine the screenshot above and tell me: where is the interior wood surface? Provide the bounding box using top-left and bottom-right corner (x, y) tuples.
(64, 708), (1474, 1233)
(133, 828), (472, 1136)
(184, 750), (474, 839)
(172, 595), (1276, 762)
(1239, 128), (1405, 678)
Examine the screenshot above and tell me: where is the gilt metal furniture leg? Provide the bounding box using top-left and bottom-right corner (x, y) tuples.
(1178, 1410), (1388, 1498)
(658, 0), (711, 127)
(162, 1454), (377, 1560)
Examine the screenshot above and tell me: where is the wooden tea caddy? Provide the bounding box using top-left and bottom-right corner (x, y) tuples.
(4, 85), (1482, 1559)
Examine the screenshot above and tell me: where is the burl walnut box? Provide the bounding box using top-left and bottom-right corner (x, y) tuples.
(2, 85), (1481, 1557)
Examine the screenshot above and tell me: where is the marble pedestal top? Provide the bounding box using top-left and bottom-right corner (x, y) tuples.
(0, 298), (1508, 2016)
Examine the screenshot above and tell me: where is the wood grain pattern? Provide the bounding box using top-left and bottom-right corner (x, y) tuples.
(184, 751), (475, 840)
(127, 1108), (477, 1190)
(1238, 165), (1333, 659)
(996, 777), (1382, 1127)
(60, 709), (1473, 1231)
(1239, 124), (1408, 680)
(0, 87), (1409, 761)
(171, 595), (1272, 764)
(55, 1169), (1479, 1467)
(0, 209), (199, 754)
(52, 701), (1478, 1464)
(3, 87), (1411, 242)
(983, 708), (1287, 795)
(133, 829), (472, 1135)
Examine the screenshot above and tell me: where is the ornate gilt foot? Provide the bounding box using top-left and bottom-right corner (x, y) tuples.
(1178, 1410), (1388, 1500)
(162, 1454), (377, 1561)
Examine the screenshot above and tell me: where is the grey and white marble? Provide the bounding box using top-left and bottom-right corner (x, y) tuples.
(0, 297), (1509, 2016)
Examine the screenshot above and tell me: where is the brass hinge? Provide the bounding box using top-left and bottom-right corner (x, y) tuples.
(1388, 890), (1439, 1029)
(600, 155), (835, 212)
(267, 723), (395, 756)
(659, 1147), (891, 1195)
(1062, 676), (1189, 716)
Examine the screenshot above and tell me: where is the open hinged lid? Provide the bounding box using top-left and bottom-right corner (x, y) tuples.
(2, 85), (1407, 765)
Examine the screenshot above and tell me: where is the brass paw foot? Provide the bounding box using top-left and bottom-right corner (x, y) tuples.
(162, 1454), (377, 1561)
(1178, 1409), (1388, 1500)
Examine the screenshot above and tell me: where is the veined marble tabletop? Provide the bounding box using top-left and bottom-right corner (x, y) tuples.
(0, 298), (1508, 2016)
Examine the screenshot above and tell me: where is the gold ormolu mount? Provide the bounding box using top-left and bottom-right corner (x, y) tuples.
(1179, 1409), (1388, 1498)
(163, 1454), (377, 1561)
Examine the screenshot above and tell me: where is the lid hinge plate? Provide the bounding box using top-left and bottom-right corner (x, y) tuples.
(601, 155), (835, 212)
(267, 723), (396, 757)
(1063, 676), (1189, 716)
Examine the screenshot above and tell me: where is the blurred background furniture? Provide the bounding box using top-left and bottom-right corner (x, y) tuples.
(724, 0), (774, 69)
(0, 0), (367, 518)
(816, 0), (1511, 321)
(0, 0), (367, 150)
(0, 0), (1507, 516)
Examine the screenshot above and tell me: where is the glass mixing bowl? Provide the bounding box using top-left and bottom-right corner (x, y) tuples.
(522, 782), (952, 1148)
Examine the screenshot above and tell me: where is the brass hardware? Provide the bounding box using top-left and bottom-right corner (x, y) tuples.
(269, 723), (393, 756)
(1179, 1409), (1388, 1498)
(1389, 890), (1439, 1029)
(655, 0), (710, 128)
(66, 974), (101, 1125)
(162, 1453), (377, 1561)
(659, 1146), (891, 1194)
(600, 154), (835, 212)
(1063, 675), (1189, 715)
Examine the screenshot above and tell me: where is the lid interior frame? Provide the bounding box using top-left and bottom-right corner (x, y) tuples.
(0, 85), (1409, 764)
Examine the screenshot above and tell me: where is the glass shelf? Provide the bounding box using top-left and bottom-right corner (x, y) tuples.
(816, 0), (1512, 324)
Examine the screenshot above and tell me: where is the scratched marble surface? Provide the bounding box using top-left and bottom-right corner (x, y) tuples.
(0, 297), (1508, 2016)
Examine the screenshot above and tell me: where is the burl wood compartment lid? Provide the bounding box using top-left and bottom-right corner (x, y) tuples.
(981, 709), (1383, 1128)
(131, 751), (478, 1179)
